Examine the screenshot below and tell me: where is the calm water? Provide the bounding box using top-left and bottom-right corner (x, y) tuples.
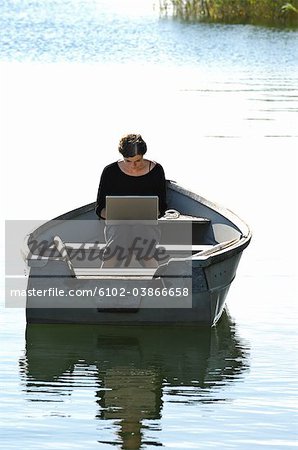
(1, 0), (298, 449)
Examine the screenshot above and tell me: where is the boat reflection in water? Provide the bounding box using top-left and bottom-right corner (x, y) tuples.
(20, 311), (249, 449)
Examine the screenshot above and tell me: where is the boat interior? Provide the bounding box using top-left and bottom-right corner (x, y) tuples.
(24, 182), (247, 279)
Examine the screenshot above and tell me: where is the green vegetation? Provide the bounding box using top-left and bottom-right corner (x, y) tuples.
(159, 0), (298, 27)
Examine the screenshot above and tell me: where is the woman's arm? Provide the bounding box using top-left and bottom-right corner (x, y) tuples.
(95, 168), (108, 218)
(157, 164), (167, 216)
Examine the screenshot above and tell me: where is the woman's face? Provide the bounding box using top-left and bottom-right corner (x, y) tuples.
(124, 154), (144, 169)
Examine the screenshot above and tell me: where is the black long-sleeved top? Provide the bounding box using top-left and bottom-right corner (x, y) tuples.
(95, 161), (167, 218)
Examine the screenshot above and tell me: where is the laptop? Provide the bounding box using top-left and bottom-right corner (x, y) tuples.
(105, 196), (159, 224)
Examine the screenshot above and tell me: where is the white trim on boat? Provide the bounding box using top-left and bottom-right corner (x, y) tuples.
(64, 243), (214, 252)
(75, 268), (156, 278)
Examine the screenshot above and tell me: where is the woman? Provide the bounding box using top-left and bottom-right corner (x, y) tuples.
(95, 133), (167, 267)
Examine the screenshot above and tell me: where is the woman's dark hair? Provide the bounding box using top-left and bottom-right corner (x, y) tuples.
(118, 134), (147, 157)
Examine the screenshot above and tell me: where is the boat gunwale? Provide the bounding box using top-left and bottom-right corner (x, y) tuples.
(168, 182), (251, 239)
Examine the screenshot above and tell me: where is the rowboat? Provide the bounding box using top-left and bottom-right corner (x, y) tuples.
(24, 180), (251, 326)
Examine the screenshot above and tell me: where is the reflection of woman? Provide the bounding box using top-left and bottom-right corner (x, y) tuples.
(95, 134), (167, 267)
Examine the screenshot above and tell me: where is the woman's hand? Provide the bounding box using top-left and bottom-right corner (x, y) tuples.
(100, 208), (106, 219)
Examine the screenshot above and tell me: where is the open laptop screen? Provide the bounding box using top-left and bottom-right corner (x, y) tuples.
(105, 196), (159, 222)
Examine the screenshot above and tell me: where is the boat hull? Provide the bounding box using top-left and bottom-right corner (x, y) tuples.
(26, 252), (242, 326)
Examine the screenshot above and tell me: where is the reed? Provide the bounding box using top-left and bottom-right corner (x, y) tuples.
(159, 0), (298, 26)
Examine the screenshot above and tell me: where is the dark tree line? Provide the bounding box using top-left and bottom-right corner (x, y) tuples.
(159, 0), (298, 26)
